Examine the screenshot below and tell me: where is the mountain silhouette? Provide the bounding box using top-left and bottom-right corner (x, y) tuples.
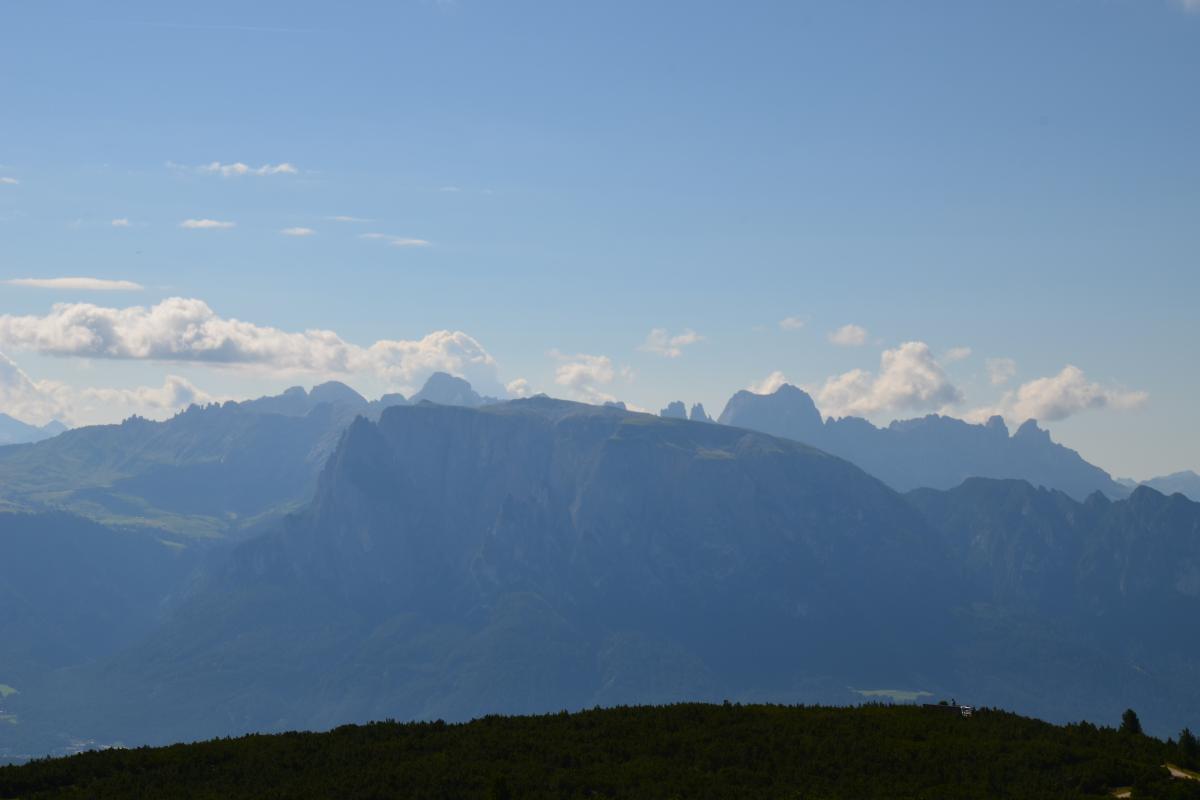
(717, 384), (1128, 500)
(0, 413), (66, 446)
(0, 373), (477, 537)
(1138, 470), (1200, 501)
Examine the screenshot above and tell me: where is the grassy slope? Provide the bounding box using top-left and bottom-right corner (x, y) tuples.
(2, 704), (1199, 800)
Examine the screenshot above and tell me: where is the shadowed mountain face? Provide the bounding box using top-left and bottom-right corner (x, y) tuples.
(35, 399), (954, 749)
(0, 513), (199, 687)
(717, 384), (1129, 501)
(907, 480), (1200, 730)
(12, 401), (1197, 756)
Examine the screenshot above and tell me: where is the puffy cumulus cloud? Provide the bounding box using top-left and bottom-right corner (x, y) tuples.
(365, 330), (500, 392)
(5, 277), (143, 291)
(828, 324), (868, 347)
(0, 350), (211, 427)
(180, 218), (235, 230)
(987, 357), (1017, 386)
(1006, 365), (1147, 422)
(749, 370), (789, 395)
(552, 351), (630, 404)
(74, 375), (213, 422)
(944, 346), (972, 363)
(111, 218), (132, 228)
(0, 350), (67, 424)
(0, 298), (502, 395)
(817, 341), (963, 418)
(505, 377), (533, 398)
(198, 161), (298, 177)
(280, 226), (315, 237)
(638, 328), (703, 358)
(779, 316), (806, 331)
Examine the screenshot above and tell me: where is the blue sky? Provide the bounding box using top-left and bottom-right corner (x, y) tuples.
(1, 0), (1197, 479)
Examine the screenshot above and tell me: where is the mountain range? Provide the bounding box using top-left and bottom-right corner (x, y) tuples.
(710, 383), (1135, 500)
(1, 397), (1197, 760)
(1136, 471), (1200, 501)
(0, 414), (65, 447)
(1, 375), (1192, 537)
(1, 375), (1198, 759)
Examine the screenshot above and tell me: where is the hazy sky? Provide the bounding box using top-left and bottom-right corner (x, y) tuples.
(1, 0), (1197, 479)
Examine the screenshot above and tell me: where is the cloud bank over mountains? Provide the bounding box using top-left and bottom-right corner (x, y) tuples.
(0, 350), (211, 427)
(968, 365), (1148, 424)
(0, 298), (504, 423)
(0, 297), (1149, 438)
(748, 344), (1147, 431)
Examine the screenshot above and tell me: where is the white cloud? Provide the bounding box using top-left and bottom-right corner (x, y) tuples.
(439, 186), (462, 192)
(0, 177), (18, 186)
(327, 215), (371, 223)
(0, 297), (501, 395)
(361, 233), (431, 247)
(180, 218), (235, 230)
(986, 357), (1017, 386)
(1174, 0), (1200, 12)
(944, 346), (972, 363)
(0, 350), (211, 427)
(552, 351), (622, 404)
(198, 161), (298, 177)
(111, 218), (132, 228)
(5, 277), (144, 291)
(749, 370), (789, 395)
(779, 316), (806, 331)
(816, 341), (962, 418)
(506, 377), (532, 398)
(280, 226), (315, 237)
(638, 328), (703, 358)
(828, 324), (868, 347)
(1005, 365), (1147, 422)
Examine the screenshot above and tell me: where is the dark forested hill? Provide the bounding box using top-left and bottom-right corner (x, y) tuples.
(3, 704), (1199, 800)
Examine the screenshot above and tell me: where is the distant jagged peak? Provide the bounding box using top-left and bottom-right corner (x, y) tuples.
(1014, 418), (1052, 443)
(308, 381), (368, 407)
(410, 372), (487, 407)
(236, 380), (369, 417)
(660, 401), (687, 419)
(717, 382), (823, 443)
(659, 400), (712, 422)
(985, 415), (1009, 436)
